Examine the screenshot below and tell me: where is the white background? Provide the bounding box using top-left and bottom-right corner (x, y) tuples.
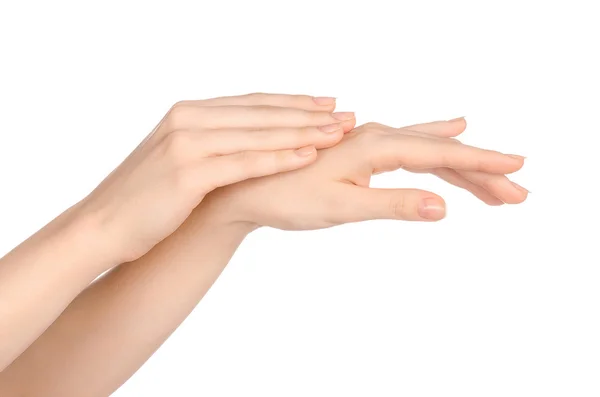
(1, 1), (599, 396)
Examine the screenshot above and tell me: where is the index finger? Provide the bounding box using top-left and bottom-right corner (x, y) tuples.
(177, 92), (337, 112)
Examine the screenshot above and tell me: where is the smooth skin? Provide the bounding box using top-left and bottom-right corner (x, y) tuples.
(0, 101), (527, 396)
(0, 93), (356, 371)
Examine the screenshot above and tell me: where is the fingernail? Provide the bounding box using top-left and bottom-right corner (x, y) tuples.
(449, 116), (466, 121)
(318, 123), (342, 134)
(313, 96), (336, 105)
(332, 112), (355, 121)
(511, 182), (531, 194)
(508, 154), (526, 160)
(294, 146), (316, 157)
(418, 198), (446, 220)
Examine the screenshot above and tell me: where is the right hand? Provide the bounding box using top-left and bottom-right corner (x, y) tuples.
(73, 93), (356, 264)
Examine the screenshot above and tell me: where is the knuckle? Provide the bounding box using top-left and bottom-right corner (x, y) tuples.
(437, 151), (452, 168)
(229, 150), (255, 171)
(161, 130), (193, 163)
(273, 150), (291, 167)
(232, 151), (261, 176)
(290, 127), (311, 145)
(172, 100), (192, 109)
(360, 122), (387, 136)
(389, 194), (406, 219)
(471, 157), (485, 172)
(354, 127), (378, 144)
(235, 150), (253, 164)
(166, 102), (192, 128)
(354, 123), (385, 140)
(258, 151), (280, 170)
(362, 122), (383, 130)
(308, 110), (327, 123)
(227, 150), (294, 180)
(246, 92), (268, 101)
(253, 151), (288, 174)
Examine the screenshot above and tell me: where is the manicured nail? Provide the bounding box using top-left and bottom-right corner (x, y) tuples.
(449, 116), (466, 122)
(318, 123), (342, 134)
(511, 182), (531, 194)
(418, 198), (446, 220)
(313, 96), (336, 105)
(332, 112), (355, 121)
(294, 146), (316, 157)
(508, 154), (526, 160)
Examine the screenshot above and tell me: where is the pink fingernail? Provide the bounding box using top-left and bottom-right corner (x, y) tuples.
(313, 96), (336, 105)
(318, 123), (342, 134)
(449, 116), (466, 122)
(294, 146), (316, 157)
(332, 112), (355, 121)
(508, 154), (526, 160)
(418, 198), (446, 220)
(511, 182), (531, 194)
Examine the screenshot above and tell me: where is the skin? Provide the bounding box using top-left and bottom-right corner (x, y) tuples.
(0, 93), (356, 371)
(0, 100), (527, 396)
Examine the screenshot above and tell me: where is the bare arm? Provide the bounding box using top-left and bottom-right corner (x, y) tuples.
(0, 202), (249, 396)
(0, 207), (110, 371)
(0, 92), (347, 374)
(0, 119), (527, 396)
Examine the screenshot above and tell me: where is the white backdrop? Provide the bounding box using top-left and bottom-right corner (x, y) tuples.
(1, 1), (598, 396)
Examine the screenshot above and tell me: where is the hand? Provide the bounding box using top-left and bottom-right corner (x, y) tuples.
(202, 118), (527, 230)
(74, 93), (356, 263)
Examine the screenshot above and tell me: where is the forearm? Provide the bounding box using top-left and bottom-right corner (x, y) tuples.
(0, 206), (110, 371)
(0, 200), (251, 397)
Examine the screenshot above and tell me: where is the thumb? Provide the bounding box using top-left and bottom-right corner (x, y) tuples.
(338, 185), (446, 222)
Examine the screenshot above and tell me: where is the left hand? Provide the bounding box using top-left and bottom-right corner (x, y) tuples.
(200, 117), (528, 230)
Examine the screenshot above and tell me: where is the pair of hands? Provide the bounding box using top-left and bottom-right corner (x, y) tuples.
(76, 93), (526, 265)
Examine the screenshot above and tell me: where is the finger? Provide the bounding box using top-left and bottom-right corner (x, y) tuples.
(371, 134), (526, 175)
(202, 146), (317, 189)
(400, 117), (467, 138)
(426, 168), (504, 205)
(332, 185), (446, 223)
(343, 117), (358, 133)
(177, 93), (337, 111)
(166, 103), (356, 131)
(458, 170), (529, 204)
(197, 125), (344, 155)
(394, 128), (461, 143)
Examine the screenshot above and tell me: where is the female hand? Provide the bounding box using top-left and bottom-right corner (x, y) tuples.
(201, 118), (527, 230)
(0, 117), (524, 390)
(74, 93), (356, 263)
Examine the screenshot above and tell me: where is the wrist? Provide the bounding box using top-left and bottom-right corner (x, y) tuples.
(4, 203), (118, 281)
(53, 203), (121, 272)
(193, 189), (260, 235)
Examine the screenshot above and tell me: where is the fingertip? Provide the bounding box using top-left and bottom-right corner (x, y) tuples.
(341, 119), (357, 133)
(485, 197), (505, 206)
(504, 155), (526, 174)
(308, 97), (337, 113)
(508, 181), (529, 204)
(449, 116), (466, 124)
(446, 117), (467, 137)
(417, 196), (447, 221)
(509, 155), (526, 169)
(312, 96), (337, 106)
(293, 145), (317, 158)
